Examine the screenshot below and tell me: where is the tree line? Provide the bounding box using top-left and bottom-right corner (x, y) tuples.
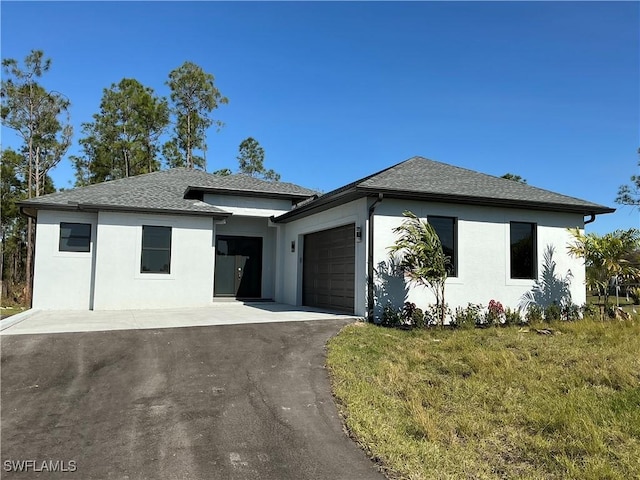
(1, 49), (279, 305)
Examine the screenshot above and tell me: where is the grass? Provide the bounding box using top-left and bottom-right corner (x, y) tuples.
(0, 306), (26, 320)
(327, 320), (640, 480)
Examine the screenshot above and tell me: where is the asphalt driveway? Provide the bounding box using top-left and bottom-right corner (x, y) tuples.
(1, 319), (385, 479)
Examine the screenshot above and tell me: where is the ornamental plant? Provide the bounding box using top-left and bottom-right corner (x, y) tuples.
(485, 299), (506, 326)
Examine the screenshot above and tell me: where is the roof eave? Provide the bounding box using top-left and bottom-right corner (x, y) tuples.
(356, 187), (615, 215)
(272, 187), (362, 223)
(17, 201), (232, 218)
(184, 186), (315, 202)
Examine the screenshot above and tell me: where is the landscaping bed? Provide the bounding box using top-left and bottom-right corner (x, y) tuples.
(327, 320), (640, 480)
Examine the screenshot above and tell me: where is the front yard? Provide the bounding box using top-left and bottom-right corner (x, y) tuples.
(327, 320), (640, 480)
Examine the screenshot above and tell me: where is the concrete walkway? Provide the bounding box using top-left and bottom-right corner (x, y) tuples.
(0, 302), (360, 335)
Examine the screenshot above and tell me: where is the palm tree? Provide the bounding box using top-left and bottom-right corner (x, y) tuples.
(388, 211), (450, 325)
(567, 228), (640, 317)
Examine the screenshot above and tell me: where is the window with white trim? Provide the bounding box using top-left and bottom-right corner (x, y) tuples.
(59, 223), (91, 252)
(510, 222), (536, 279)
(141, 225), (172, 273)
(428, 216), (457, 277)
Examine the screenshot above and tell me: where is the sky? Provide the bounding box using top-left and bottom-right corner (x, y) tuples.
(1, 1), (638, 234)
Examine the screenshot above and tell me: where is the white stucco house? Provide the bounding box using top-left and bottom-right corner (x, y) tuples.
(19, 156), (613, 320)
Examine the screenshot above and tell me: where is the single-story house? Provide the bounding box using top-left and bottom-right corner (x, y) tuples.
(19, 156), (613, 319)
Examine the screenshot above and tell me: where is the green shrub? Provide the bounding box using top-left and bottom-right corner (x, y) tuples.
(424, 303), (451, 327)
(526, 304), (544, 323)
(381, 305), (402, 327)
(452, 303), (483, 329)
(412, 308), (425, 328)
(581, 303), (598, 318)
(504, 307), (524, 326)
(544, 303), (562, 322)
(629, 287), (640, 304)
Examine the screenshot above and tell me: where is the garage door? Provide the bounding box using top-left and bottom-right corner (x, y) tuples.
(303, 224), (355, 314)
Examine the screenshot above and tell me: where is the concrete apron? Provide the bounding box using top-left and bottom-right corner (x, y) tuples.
(0, 302), (361, 336)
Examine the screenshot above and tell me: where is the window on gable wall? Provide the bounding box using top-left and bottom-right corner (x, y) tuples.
(510, 222), (537, 279)
(59, 222), (91, 252)
(428, 216), (457, 277)
(141, 225), (172, 274)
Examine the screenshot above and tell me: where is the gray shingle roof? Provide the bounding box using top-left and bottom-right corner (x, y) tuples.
(274, 156), (614, 222)
(183, 172), (318, 198)
(20, 168), (317, 217)
(358, 157), (613, 211)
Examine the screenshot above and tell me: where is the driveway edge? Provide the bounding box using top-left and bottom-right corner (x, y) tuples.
(0, 309), (39, 332)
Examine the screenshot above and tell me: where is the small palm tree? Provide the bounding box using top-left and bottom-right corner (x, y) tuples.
(388, 211), (450, 325)
(567, 227), (640, 317)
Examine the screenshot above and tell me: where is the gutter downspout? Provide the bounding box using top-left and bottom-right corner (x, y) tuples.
(367, 193), (384, 322)
(584, 214), (596, 225)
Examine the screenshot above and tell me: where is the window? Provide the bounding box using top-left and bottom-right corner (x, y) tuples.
(510, 222), (536, 279)
(141, 226), (172, 273)
(428, 216), (457, 277)
(59, 223), (91, 252)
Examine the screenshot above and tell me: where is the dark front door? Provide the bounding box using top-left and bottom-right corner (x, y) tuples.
(214, 236), (263, 298)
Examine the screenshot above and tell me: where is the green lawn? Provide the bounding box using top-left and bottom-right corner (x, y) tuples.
(0, 306), (26, 320)
(327, 320), (640, 480)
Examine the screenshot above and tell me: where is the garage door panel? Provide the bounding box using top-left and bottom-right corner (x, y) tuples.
(303, 224), (355, 314)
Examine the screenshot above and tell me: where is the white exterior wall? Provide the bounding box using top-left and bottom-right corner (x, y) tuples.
(372, 199), (586, 319)
(92, 211), (215, 310)
(277, 198), (369, 315)
(203, 194), (292, 217)
(32, 210), (98, 310)
(213, 216), (278, 299)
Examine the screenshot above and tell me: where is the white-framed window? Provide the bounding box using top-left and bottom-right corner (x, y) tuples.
(141, 225), (172, 274)
(510, 222), (537, 279)
(428, 215), (457, 277)
(59, 222), (91, 252)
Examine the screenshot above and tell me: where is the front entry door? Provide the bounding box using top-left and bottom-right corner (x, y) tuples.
(214, 236), (263, 298)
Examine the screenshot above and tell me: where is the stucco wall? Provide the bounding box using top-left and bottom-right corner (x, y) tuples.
(372, 199), (586, 319)
(203, 193), (292, 217)
(32, 210), (98, 310)
(277, 198), (369, 315)
(213, 216), (277, 299)
(92, 211), (215, 310)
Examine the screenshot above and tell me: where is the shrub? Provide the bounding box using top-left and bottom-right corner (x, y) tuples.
(484, 299), (506, 326)
(381, 305), (402, 327)
(402, 302), (417, 322)
(412, 308), (425, 328)
(504, 307), (525, 326)
(580, 303), (598, 319)
(526, 304), (544, 323)
(424, 303), (451, 327)
(452, 303), (483, 329)
(544, 303), (562, 322)
(561, 303), (581, 321)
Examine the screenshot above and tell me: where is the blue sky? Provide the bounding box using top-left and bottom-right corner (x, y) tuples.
(2, 1), (638, 234)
